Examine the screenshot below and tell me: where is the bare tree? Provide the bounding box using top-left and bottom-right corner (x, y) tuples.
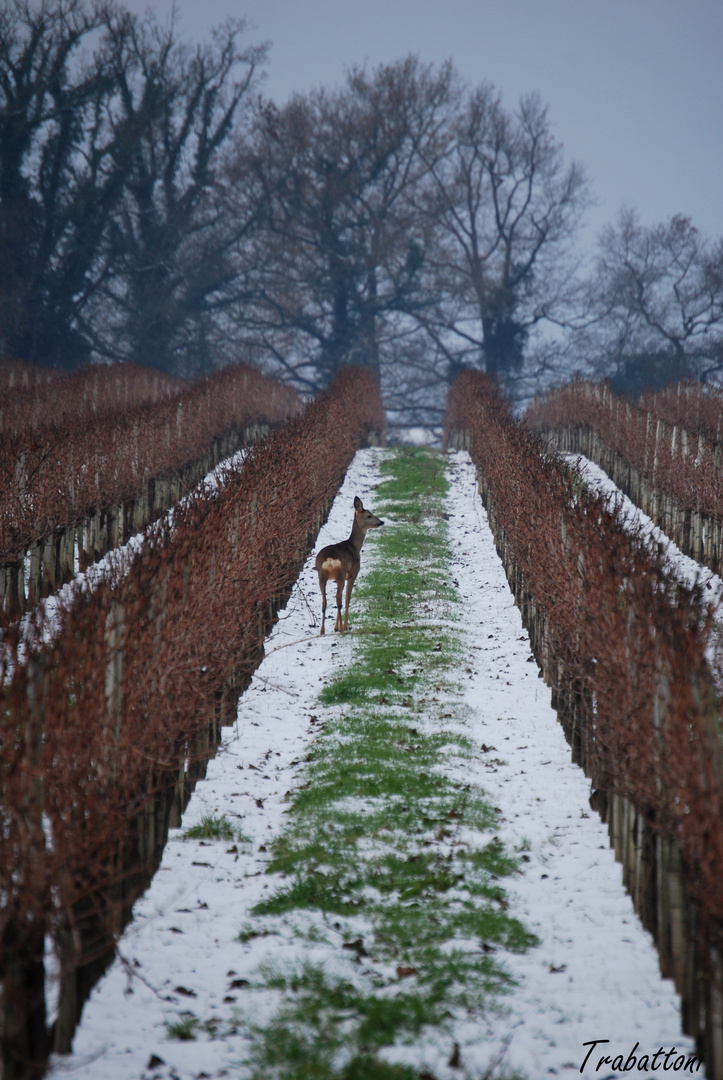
(89, 9), (267, 375)
(581, 208), (723, 393)
(422, 85), (588, 392)
(0, 0), (266, 375)
(0, 0), (128, 367)
(225, 57), (456, 392)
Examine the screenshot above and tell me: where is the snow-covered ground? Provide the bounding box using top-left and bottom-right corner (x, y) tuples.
(48, 449), (696, 1080)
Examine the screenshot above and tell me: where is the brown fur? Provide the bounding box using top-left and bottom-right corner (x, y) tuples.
(315, 495), (384, 633)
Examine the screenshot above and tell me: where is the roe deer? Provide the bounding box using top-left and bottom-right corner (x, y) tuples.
(316, 496), (384, 634)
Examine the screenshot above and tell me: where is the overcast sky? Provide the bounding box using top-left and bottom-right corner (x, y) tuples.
(126, 0), (722, 256)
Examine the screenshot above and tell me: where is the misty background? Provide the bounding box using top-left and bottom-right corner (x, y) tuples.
(136, 0), (722, 248)
(1, 0), (721, 432)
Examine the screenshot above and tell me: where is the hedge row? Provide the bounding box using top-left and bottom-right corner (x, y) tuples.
(637, 382), (723, 445)
(0, 365), (385, 1075)
(445, 373), (723, 1055)
(0, 361), (184, 437)
(0, 363), (301, 563)
(525, 380), (722, 521)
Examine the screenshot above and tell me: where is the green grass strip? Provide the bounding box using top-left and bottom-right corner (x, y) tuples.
(230, 448), (535, 1079)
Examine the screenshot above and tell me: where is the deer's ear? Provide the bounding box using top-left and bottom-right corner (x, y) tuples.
(354, 496), (363, 511)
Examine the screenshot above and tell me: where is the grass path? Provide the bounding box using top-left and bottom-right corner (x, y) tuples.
(238, 448), (535, 1079)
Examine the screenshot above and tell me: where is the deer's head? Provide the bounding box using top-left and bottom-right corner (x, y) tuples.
(354, 495), (384, 531)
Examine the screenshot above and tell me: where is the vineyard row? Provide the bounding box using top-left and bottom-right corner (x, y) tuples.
(446, 372), (723, 1077)
(0, 361), (184, 437)
(0, 366), (385, 1075)
(526, 380), (723, 574)
(0, 363), (301, 614)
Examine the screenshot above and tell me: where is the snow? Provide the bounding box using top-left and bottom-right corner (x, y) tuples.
(564, 451), (723, 678)
(47, 448), (696, 1080)
(4, 450), (248, 673)
(563, 451), (723, 608)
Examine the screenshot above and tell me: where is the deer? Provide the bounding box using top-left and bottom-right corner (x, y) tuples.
(316, 496), (384, 634)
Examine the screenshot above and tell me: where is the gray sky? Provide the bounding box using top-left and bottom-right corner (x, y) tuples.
(127, 0), (723, 255)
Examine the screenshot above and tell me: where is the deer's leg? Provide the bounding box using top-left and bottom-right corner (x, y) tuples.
(318, 572), (327, 635)
(334, 578), (344, 632)
(342, 577), (354, 631)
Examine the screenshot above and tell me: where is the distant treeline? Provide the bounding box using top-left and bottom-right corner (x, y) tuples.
(1, 0), (721, 421)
